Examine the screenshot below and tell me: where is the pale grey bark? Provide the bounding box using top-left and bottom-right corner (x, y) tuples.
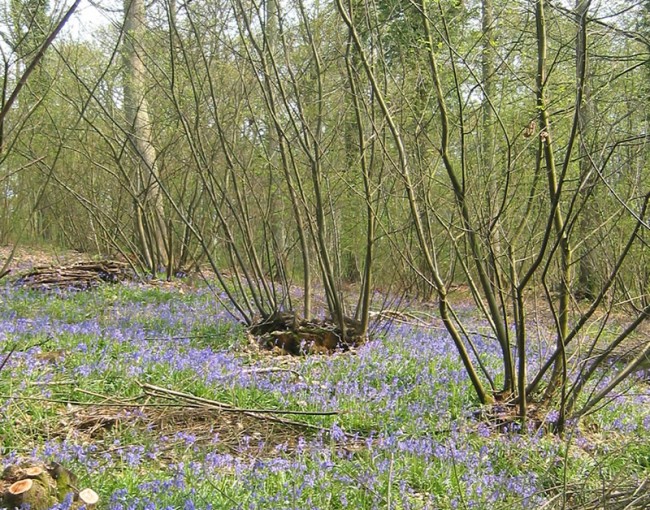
(575, 0), (596, 301)
(123, 0), (168, 273)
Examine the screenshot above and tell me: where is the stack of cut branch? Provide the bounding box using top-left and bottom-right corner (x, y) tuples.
(577, 477), (650, 510)
(138, 382), (338, 433)
(15, 260), (132, 290)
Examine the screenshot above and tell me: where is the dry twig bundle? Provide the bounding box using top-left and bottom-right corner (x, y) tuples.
(15, 260), (132, 290)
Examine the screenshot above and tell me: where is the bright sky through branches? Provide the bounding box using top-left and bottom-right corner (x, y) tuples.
(64, 0), (110, 40)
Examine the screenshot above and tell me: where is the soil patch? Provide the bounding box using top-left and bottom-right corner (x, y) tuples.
(0, 246), (86, 276)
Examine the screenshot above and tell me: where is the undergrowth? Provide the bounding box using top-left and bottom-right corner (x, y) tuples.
(0, 281), (648, 509)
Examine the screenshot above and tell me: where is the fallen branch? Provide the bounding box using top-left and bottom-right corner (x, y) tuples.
(138, 382), (341, 435)
(138, 382), (336, 416)
(0, 394), (198, 407)
(240, 366), (303, 379)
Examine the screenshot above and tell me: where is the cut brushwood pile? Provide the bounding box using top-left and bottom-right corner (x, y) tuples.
(0, 460), (98, 510)
(136, 381), (349, 441)
(14, 260), (132, 290)
(249, 311), (365, 355)
(572, 477), (650, 510)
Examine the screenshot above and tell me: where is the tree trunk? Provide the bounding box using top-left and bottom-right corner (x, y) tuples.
(123, 0), (168, 273)
(535, 0), (573, 412)
(575, 0), (596, 301)
(481, 0), (502, 292)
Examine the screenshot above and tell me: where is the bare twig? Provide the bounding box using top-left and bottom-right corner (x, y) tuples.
(240, 366), (303, 379)
(0, 0), (82, 152)
(0, 343), (18, 373)
(0, 394), (193, 407)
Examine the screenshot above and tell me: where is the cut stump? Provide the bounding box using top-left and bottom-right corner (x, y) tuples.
(5, 478), (56, 510)
(78, 488), (99, 509)
(0, 461), (91, 510)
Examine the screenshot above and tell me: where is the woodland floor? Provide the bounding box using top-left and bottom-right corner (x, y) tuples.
(0, 246), (648, 509)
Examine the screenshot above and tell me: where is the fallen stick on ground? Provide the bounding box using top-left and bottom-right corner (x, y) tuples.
(138, 382), (337, 416)
(138, 381), (342, 435)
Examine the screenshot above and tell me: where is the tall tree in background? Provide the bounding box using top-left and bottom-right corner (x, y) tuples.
(10, 0), (49, 95)
(574, 0), (596, 301)
(480, 0), (502, 291)
(8, 0), (52, 239)
(0, 0), (80, 271)
(123, 0), (169, 273)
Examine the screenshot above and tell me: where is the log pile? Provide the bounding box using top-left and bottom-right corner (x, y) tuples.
(15, 260), (132, 290)
(250, 311), (364, 355)
(0, 461), (98, 510)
